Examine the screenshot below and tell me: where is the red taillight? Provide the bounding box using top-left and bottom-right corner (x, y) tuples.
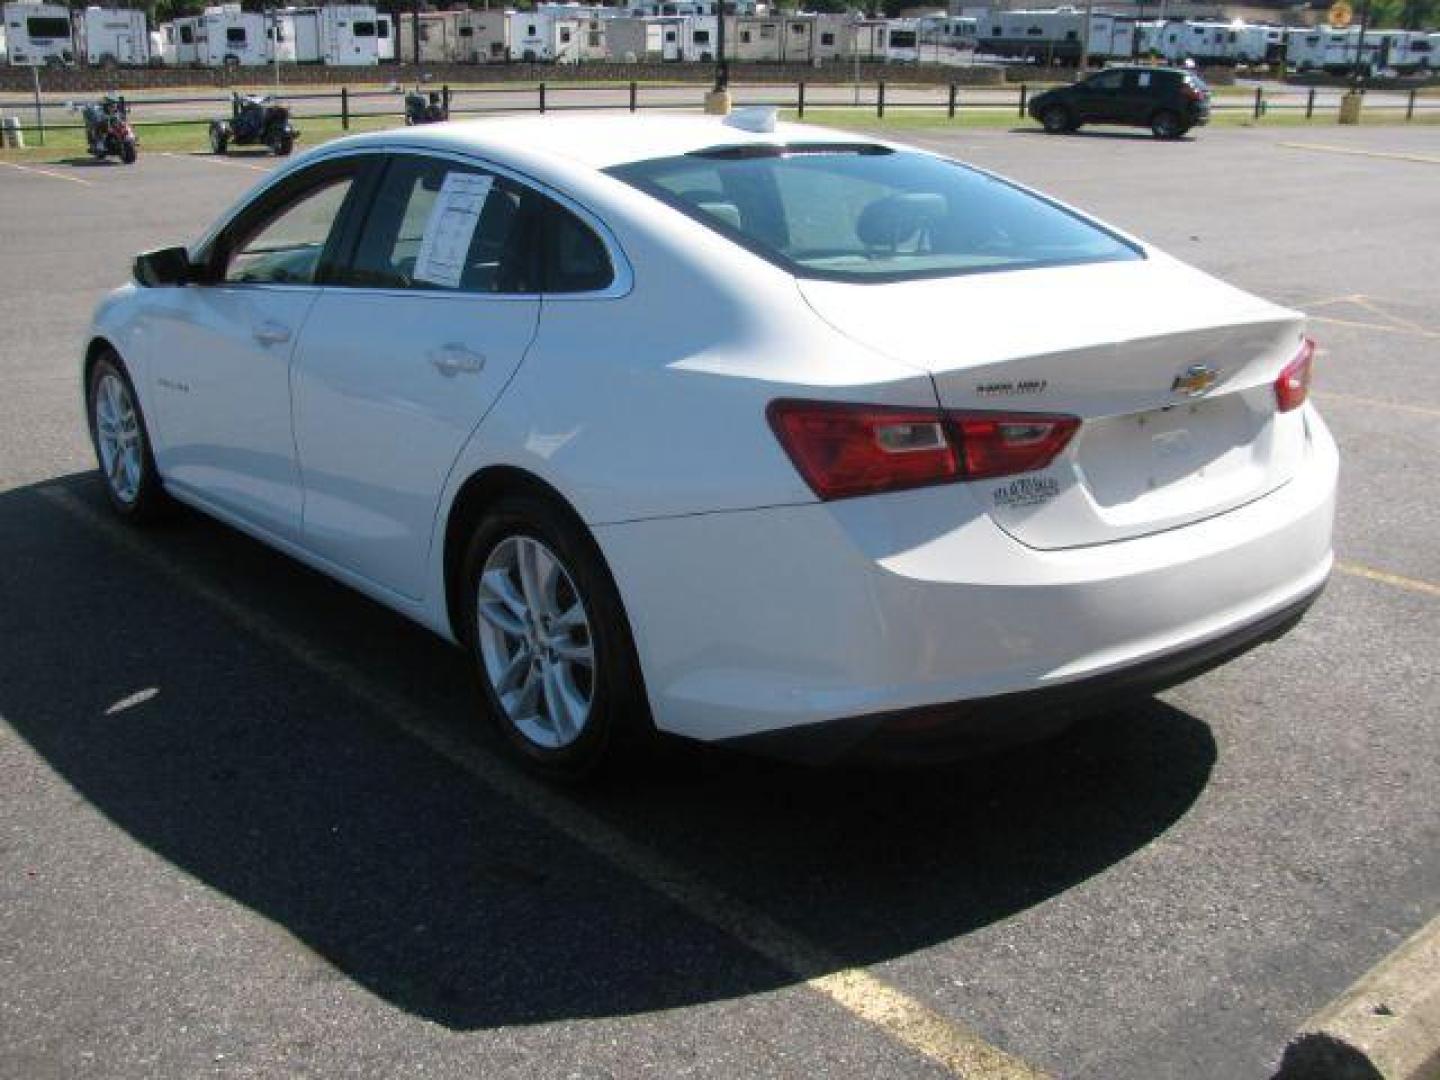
(767, 400), (958, 500)
(767, 400), (1079, 501)
(1274, 338), (1315, 413)
(949, 412), (1081, 480)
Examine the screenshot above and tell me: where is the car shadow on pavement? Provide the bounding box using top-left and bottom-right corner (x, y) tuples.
(0, 476), (1218, 1030)
(1008, 127), (1197, 142)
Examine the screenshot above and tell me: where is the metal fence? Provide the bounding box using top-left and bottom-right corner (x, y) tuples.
(3, 80), (1437, 146)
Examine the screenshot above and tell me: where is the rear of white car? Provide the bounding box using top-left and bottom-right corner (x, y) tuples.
(585, 131), (1337, 760)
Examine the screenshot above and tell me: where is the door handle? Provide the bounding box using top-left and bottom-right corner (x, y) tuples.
(252, 321), (292, 347)
(428, 343), (486, 378)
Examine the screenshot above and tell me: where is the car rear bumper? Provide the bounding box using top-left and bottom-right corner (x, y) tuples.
(594, 405), (1337, 751)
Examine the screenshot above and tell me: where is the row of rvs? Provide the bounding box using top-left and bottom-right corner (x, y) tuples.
(1, 2), (392, 66)
(944, 10), (1439, 72)
(5, 1), (1439, 73)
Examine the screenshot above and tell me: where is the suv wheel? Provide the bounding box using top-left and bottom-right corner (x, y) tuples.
(1151, 110), (1184, 139)
(1041, 105), (1073, 134)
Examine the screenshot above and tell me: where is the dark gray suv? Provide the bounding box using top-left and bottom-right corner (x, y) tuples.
(1028, 66), (1212, 140)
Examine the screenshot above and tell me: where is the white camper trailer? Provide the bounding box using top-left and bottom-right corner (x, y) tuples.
(184, 5), (269, 66)
(510, 10), (584, 61)
(455, 10), (508, 62)
(320, 5), (377, 65)
(3, 2), (76, 65)
(79, 7), (150, 65)
(375, 11), (393, 60)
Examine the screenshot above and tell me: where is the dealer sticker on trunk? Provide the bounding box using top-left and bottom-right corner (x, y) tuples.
(991, 475), (1060, 509)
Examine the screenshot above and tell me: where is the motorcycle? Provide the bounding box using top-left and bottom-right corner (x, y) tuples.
(404, 89), (448, 126)
(80, 95), (138, 165)
(210, 93), (297, 157)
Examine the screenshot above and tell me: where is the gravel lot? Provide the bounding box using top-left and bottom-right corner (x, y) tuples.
(1, 120), (1437, 1079)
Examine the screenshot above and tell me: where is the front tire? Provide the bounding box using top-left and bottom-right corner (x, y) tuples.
(86, 351), (169, 522)
(209, 124), (228, 155)
(1151, 110), (1183, 139)
(272, 134), (293, 157)
(1041, 104), (1073, 133)
(460, 494), (651, 781)
(120, 138), (137, 165)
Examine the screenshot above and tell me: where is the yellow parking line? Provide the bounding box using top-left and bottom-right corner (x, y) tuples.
(1337, 561), (1440, 601)
(0, 158), (92, 185)
(1307, 315), (1440, 340)
(160, 150), (272, 173)
(1279, 142), (1440, 166)
(38, 484), (1047, 1080)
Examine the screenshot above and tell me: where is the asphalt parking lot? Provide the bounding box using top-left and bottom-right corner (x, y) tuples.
(1, 121), (1437, 1079)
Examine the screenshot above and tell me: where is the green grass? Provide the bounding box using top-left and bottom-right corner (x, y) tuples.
(0, 113), (400, 160)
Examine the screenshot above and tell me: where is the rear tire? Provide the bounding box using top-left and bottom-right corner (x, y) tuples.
(272, 134), (293, 157)
(86, 351), (170, 523)
(120, 139), (137, 165)
(460, 494), (652, 782)
(1151, 110), (1183, 139)
(1041, 104), (1073, 134)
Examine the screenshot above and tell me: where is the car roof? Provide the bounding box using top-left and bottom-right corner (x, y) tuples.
(314, 113), (877, 173)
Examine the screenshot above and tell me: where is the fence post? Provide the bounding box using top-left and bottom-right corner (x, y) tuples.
(877, 79), (885, 119)
(1018, 83), (1028, 119)
(1407, 88), (1415, 121)
(798, 80), (806, 119)
(539, 82), (546, 114)
(341, 86), (349, 131)
(30, 65), (43, 148)
(442, 84), (451, 115)
(1306, 86), (1315, 120)
(629, 80), (637, 113)
(948, 82), (957, 119)
(1252, 84), (1262, 121)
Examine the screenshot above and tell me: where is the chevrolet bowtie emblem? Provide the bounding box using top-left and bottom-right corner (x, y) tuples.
(1172, 364), (1220, 398)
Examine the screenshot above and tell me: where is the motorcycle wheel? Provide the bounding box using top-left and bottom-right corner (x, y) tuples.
(209, 125), (228, 155)
(272, 135), (293, 157)
(121, 139), (137, 165)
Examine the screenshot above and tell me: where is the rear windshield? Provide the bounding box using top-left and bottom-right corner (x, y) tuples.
(608, 146), (1141, 283)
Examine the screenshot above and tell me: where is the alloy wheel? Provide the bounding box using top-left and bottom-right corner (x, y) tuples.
(94, 372), (143, 504)
(475, 535), (595, 750)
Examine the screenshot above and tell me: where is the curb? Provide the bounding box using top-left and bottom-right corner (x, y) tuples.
(1274, 912), (1440, 1080)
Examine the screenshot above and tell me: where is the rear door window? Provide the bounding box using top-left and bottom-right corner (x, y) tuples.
(340, 156), (538, 293)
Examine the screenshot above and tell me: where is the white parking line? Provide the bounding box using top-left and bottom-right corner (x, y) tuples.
(39, 484), (1047, 1080)
(0, 159), (92, 185)
(160, 151), (272, 173)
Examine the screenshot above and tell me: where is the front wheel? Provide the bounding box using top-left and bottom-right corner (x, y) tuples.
(1151, 110), (1184, 139)
(120, 139), (137, 165)
(271, 133), (293, 156)
(1041, 104), (1073, 133)
(460, 495), (652, 781)
(86, 352), (169, 522)
(209, 124), (228, 155)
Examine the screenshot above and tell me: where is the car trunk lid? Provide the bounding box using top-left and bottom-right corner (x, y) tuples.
(798, 256), (1310, 549)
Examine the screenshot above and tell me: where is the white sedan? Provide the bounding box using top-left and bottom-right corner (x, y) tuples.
(85, 114), (1337, 778)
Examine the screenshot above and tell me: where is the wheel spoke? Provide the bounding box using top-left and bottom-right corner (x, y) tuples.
(541, 662), (585, 741)
(477, 570), (527, 637)
(551, 635), (593, 667)
(494, 644), (530, 695)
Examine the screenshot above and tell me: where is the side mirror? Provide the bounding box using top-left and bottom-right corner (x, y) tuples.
(133, 246), (196, 288)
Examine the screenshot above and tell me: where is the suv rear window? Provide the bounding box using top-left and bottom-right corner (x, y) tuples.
(608, 145), (1141, 283)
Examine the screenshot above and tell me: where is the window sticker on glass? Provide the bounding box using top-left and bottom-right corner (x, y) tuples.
(1138, 72), (1152, 87)
(413, 171), (495, 290)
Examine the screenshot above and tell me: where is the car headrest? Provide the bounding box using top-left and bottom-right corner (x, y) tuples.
(697, 201), (743, 232)
(856, 193), (947, 249)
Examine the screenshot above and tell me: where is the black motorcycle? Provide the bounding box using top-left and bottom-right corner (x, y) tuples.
(81, 95), (138, 164)
(404, 89), (448, 126)
(210, 93), (297, 157)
